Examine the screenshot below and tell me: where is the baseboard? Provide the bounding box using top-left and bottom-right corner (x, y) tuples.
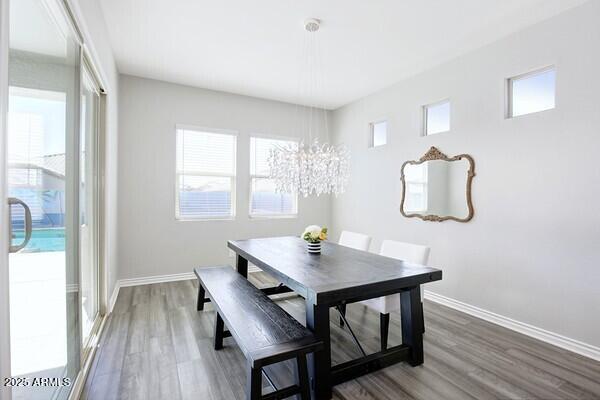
(424, 290), (600, 362)
(108, 271), (235, 312)
(108, 282), (120, 313)
(108, 272), (195, 312)
(119, 271), (196, 287)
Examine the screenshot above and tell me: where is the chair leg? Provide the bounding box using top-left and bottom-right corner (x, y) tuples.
(214, 313), (225, 350)
(339, 303), (346, 327)
(197, 284), (206, 311)
(246, 365), (262, 400)
(380, 312), (390, 351)
(295, 355), (311, 400)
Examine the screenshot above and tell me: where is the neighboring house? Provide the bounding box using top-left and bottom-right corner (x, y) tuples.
(9, 153), (65, 229)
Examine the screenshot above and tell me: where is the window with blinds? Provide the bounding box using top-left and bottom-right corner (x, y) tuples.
(176, 126), (237, 219)
(250, 136), (298, 217)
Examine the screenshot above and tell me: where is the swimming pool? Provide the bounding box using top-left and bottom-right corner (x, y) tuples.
(12, 228), (65, 252)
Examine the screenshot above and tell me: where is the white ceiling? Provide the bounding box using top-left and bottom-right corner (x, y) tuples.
(100, 0), (586, 109)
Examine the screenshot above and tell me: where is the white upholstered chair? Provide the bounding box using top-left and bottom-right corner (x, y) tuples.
(361, 240), (430, 350)
(338, 230), (372, 251)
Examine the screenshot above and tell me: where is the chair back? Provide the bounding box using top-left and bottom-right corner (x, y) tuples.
(380, 240), (430, 265)
(338, 231), (372, 251)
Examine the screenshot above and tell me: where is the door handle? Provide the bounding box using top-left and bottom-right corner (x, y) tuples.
(8, 197), (32, 253)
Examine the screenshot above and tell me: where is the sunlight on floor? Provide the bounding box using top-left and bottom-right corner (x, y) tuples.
(9, 252), (68, 376)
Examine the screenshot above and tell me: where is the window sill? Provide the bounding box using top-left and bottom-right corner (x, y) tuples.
(506, 106), (555, 119)
(249, 214), (298, 220)
(176, 216), (236, 222)
(423, 129), (450, 136)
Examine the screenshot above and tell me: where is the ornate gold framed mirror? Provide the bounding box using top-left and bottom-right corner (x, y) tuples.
(400, 147), (475, 222)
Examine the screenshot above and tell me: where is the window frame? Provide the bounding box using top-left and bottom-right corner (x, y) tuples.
(506, 65), (556, 119)
(175, 124), (238, 221)
(368, 119), (388, 148)
(422, 99), (451, 136)
(248, 134), (299, 219)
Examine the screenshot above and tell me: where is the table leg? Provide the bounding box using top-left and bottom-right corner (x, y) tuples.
(305, 301), (332, 400)
(236, 254), (248, 278)
(400, 286), (424, 366)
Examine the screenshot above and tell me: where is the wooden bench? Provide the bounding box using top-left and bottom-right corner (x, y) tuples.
(194, 266), (322, 400)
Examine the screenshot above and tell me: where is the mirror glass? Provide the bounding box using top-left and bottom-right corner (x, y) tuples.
(402, 159), (470, 220)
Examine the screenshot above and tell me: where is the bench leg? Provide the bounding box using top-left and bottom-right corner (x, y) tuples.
(295, 355), (311, 400)
(214, 313), (225, 350)
(197, 284), (206, 311)
(246, 365), (262, 400)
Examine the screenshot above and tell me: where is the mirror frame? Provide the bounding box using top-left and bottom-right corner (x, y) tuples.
(400, 146), (475, 222)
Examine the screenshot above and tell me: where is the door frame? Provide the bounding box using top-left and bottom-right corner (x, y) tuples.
(0, 0), (11, 398)
(67, 2), (111, 397)
(0, 0), (110, 398)
(78, 51), (106, 364)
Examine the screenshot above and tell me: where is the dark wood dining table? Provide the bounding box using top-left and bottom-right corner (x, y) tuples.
(227, 236), (443, 400)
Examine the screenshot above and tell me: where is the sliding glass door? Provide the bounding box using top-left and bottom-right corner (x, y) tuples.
(79, 61), (101, 354)
(4, 1), (103, 399)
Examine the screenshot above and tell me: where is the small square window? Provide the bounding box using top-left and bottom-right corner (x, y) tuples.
(508, 67), (555, 118)
(424, 100), (450, 136)
(369, 120), (387, 147)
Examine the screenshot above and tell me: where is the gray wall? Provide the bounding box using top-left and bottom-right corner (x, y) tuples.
(330, 1), (600, 348)
(118, 75), (331, 280)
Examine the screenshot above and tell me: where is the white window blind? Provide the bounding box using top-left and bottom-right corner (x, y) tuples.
(250, 137), (297, 217)
(176, 127), (236, 219)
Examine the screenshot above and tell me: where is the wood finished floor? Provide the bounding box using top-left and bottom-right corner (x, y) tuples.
(82, 274), (600, 400)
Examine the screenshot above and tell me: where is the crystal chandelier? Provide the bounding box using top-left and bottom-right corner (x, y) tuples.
(267, 18), (350, 197)
(268, 139), (349, 197)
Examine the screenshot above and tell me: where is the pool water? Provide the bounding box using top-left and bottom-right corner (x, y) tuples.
(12, 228), (65, 252)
